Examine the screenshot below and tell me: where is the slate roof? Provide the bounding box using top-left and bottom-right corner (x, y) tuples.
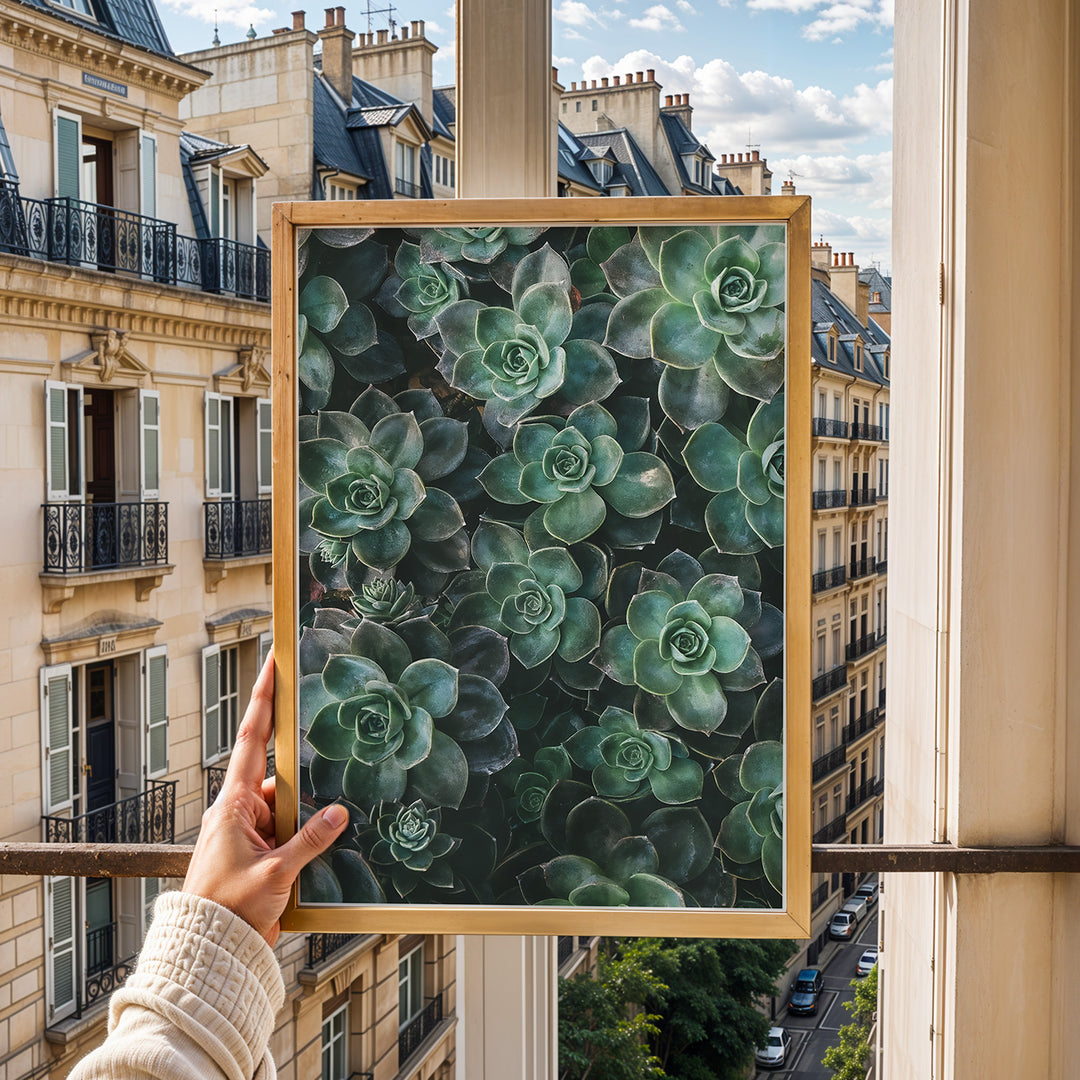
(859, 266), (893, 313)
(432, 87), (456, 138)
(557, 125), (603, 192)
(180, 131), (267, 170)
(16, 0), (173, 57)
(574, 128), (670, 196)
(312, 74), (377, 192)
(810, 277), (890, 386)
(346, 105), (414, 129)
(659, 110), (714, 195)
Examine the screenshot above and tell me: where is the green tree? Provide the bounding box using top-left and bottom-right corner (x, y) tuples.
(822, 965), (878, 1080)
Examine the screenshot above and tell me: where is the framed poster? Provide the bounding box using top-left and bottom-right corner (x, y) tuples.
(273, 197), (810, 937)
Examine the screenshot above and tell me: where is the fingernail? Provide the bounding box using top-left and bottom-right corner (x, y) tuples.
(324, 804), (348, 828)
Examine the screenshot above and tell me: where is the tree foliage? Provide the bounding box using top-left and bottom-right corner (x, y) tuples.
(559, 937), (793, 1080)
(822, 965), (878, 1080)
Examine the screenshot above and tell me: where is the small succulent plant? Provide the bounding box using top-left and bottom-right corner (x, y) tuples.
(419, 225), (547, 267)
(377, 240), (464, 340)
(368, 800), (459, 896)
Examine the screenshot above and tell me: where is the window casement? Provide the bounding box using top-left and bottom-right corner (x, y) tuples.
(398, 943), (424, 1028)
(139, 132), (157, 219)
(205, 391), (272, 500)
(202, 643), (241, 767)
(50, 0), (95, 18)
(854, 342), (864, 371)
(575, 101), (581, 113)
(827, 335), (837, 363)
(322, 998), (349, 1080)
(395, 140), (417, 186)
(327, 180), (358, 200)
(205, 166), (255, 243)
(53, 109), (83, 200)
(45, 381), (84, 502)
(45, 875), (78, 1022)
(205, 392), (234, 499)
(144, 645), (169, 778)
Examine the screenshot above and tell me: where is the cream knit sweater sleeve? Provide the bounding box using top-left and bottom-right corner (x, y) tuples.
(68, 891), (286, 1080)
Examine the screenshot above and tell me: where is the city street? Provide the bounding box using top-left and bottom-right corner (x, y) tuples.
(754, 910), (879, 1079)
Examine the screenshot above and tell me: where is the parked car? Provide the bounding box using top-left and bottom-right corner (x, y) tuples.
(842, 895), (868, 924)
(788, 967), (824, 1015)
(830, 910), (856, 940)
(854, 879), (879, 906)
(856, 947), (879, 976)
(754, 1026), (792, 1069)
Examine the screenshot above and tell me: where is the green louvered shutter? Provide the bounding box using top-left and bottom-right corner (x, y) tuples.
(45, 382), (70, 502)
(54, 114), (80, 200)
(202, 644), (221, 766)
(257, 398), (273, 495)
(145, 645), (168, 778)
(46, 876), (77, 1022)
(40, 664), (73, 815)
(139, 390), (161, 499)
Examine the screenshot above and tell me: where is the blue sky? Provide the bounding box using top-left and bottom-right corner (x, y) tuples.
(161, 0), (893, 273)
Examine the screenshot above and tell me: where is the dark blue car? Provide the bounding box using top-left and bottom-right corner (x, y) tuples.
(788, 968), (823, 1015)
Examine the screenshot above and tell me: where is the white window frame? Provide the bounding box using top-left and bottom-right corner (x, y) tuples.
(257, 397), (272, 495)
(45, 875), (78, 1023)
(144, 644), (169, 779)
(139, 389), (161, 500)
(41, 663), (74, 816)
(139, 131), (157, 220)
(204, 392), (234, 499)
(321, 1000), (349, 1080)
(45, 380), (84, 502)
(201, 643), (222, 767)
(398, 943), (424, 1029)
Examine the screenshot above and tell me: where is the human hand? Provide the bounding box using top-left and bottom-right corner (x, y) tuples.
(183, 649), (348, 945)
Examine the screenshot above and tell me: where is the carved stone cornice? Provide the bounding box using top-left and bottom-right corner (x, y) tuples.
(65, 327), (150, 385)
(213, 344), (271, 395)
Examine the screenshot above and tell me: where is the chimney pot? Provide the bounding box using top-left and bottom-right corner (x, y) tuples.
(752, 150), (760, 161)
(834, 254), (840, 266)
(571, 81), (577, 90)
(665, 94), (673, 106)
(377, 28), (387, 42)
(646, 68), (655, 81)
(636, 71), (643, 83)
(335, 6), (344, 24)
(601, 77), (608, 87)
(591, 79), (597, 88)
(416, 19), (424, 36)
(324, 7), (334, 28)
(411, 19), (419, 34)
(401, 25), (409, 38)
(292, 9), (305, 29)
(739, 153), (745, 162)
(613, 75), (620, 86)
(625, 72), (633, 83)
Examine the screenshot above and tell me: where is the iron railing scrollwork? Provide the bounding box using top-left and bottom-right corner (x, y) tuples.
(42, 501), (168, 573)
(812, 489), (847, 510)
(847, 776), (884, 814)
(208, 752), (273, 809)
(812, 566), (846, 592)
(306, 932), (355, 967)
(846, 632), (878, 661)
(811, 417), (849, 438)
(813, 815), (847, 845)
(850, 487), (878, 507)
(78, 920), (136, 1018)
(876, 558), (888, 574)
(398, 993), (443, 1065)
(204, 499), (272, 559)
(811, 881), (832, 909)
(812, 664), (847, 702)
(394, 178), (422, 198)
(43, 780), (176, 844)
(849, 556), (877, 580)
(812, 744), (848, 782)
(850, 422), (883, 441)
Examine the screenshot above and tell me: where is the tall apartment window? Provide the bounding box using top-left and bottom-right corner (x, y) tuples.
(816, 531), (826, 572)
(833, 393), (842, 419)
(816, 633), (826, 675)
(205, 392), (272, 500)
(575, 101), (581, 112)
(322, 1000), (349, 1080)
(832, 528), (842, 567)
(591, 99), (598, 111)
(816, 458), (826, 490)
(833, 459), (842, 490)
(201, 634), (269, 766)
(832, 627), (841, 668)
(817, 390), (827, 417)
(815, 715), (825, 758)
(817, 794), (828, 830)
(854, 343), (864, 371)
(833, 786), (843, 819)
(399, 943), (424, 1028)
(395, 141), (416, 187)
(828, 336), (837, 363)
(830, 705), (840, 747)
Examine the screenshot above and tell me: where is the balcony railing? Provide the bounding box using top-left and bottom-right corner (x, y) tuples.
(204, 499), (272, 559)
(812, 664), (847, 701)
(877, 558), (888, 575)
(847, 776), (885, 813)
(879, 687), (887, 711)
(812, 489), (848, 510)
(307, 932), (356, 967)
(850, 423), (883, 441)
(813, 815), (847, 844)
(399, 993), (443, 1065)
(0, 189), (269, 302)
(208, 751), (273, 808)
(850, 487), (878, 506)
(77, 921), (136, 1018)
(811, 881), (832, 909)
(812, 744), (848, 782)
(812, 566), (847, 592)
(42, 501), (168, 573)
(846, 632), (879, 661)
(849, 556), (878, 580)
(395, 177), (422, 198)
(812, 417), (849, 438)
(43, 780), (176, 844)
(844, 707), (882, 744)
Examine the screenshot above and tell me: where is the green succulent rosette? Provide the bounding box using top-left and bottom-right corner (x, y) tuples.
(346, 578), (431, 627)
(419, 225), (548, 267)
(376, 240), (464, 340)
(566, 706), (703, 804)
(298, 395), (468, 573)
(477, 402), (675, 545)
(368, 800), (459, 896)
(682, 393), (785, 553)
(498, 745), (573, 824)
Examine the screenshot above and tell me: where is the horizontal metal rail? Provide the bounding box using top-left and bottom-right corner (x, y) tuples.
(6, 842), (1080, 877)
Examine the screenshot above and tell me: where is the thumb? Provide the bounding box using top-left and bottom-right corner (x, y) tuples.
(275, 804), (350, 879)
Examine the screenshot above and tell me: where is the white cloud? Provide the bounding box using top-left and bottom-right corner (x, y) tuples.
(553, 54), (578, 68)
(554, 0), (604, 26)
(163, 0), (273, 32)
(744, 0), (891, 40)
(425, 20), (446, 35)
(676, 0), (698, 12)
(745, 0), (822, 12)
(563, 27), (586, 39)
(629, 5), (685, 32)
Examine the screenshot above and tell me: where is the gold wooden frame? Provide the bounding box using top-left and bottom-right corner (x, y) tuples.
(273, 197), (811, 937)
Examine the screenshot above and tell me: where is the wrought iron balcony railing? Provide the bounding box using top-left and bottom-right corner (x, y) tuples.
(850, 487), (878, 507)
(813, 815), (847, 845)
(850, 423), (883, 441)
(208, 751), (273, 808)
(43, 780), (176, 844)
(811, 881), (832, 909)
(0, 188), (269, 302)
(395, 177), (422, 198)
(399, 993), (443, 1065)
(876, 558), (888, 574)
(849, 556), (878, 580)
(879, 687), (887, 711)
(204, 499), (272, 559)
(812, 664), (847, 701)
(812, 489), (848, 510)
(77, 920), (136, 1018)
(844, 707), (881, 745)
(812, 566), (847, 592)
(812, 417), (849, 438)
(42, 501), (168, 573)
(846, 632), (879, 662)
(307, 932), (357, 967)
(812, 744), (848, 782)
(847, 776), (884, 813)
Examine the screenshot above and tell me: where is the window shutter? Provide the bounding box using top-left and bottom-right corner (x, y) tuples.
(142, 876), (161, 934)
(40, 664), (73, 816)
(45, 381), (71, 502)
(202, 644), (222, 767)
(258, 630), (273, 670)
(140, 133), (157, 219)
(144, 645), (168, 779)
(54, 112), (80, 200)
(139, 389), (161, 499)
(257, 398), (273, 495)
(45, 876), (78, 1022)
(205, 392), (221, 498)
(219, 395), (234, 498)
(209, 167), (221, 237)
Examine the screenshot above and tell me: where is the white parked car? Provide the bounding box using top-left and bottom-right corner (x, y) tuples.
(754, 1026), (792, 1069)
(856, 947), (879, 976)
(830, 910), (856, 940)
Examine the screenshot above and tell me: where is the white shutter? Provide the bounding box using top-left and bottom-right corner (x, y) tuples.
(40, 664), (73, 816)
(142, 876), (161, 934)
(45, 381), (70, 502)
(139, 389), (161, 499)
(140, 132), (157, 219)
(205, 392), (221, 498)
(144, 645), (168, 779)
(201, 644), (222, 767)
(256, 397), (273, 496)
(220, 395), (234, 498)
(45, 876), (78, 1022)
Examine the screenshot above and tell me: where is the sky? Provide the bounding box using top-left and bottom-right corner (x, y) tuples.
(160, 0), (893, 273)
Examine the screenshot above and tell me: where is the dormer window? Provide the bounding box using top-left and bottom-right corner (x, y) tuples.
(854, 343), (864, 371)
(327, 180), (357, 200)
(828, 335), (837, 363)
(588, 159), (613, 185)
(872, 291), (882, 304)
(50, 0), (95, 19)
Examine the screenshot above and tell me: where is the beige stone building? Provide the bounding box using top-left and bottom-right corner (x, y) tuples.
(0, 0), (457, 1077)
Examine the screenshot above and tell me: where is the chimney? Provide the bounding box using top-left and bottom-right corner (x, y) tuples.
(830, 251), (868, 324)
(401, 24), (409, 38)
(353, 15), (437, 128)
(661, 91), (693, 130)
(646, 68), (655, 81)
(613, 75), (620, 86)
(318, 6), (354, 101)
(292, 9), (305, 29)
(781, 179), (796, 195)
(811, 240), (832, 271)
(636, 71), (643, 83)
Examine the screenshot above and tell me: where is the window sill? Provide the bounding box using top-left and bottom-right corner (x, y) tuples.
(45, 998), (110, 1047)
(40, 564), (174, 614)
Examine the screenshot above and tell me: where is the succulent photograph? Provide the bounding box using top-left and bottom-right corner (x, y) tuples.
(295, 219), (787, 913)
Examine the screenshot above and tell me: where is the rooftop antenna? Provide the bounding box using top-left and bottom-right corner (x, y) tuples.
(212, 9), (220, 46)
(362, 0), (399, 35)
(745, 127), (760, 155)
